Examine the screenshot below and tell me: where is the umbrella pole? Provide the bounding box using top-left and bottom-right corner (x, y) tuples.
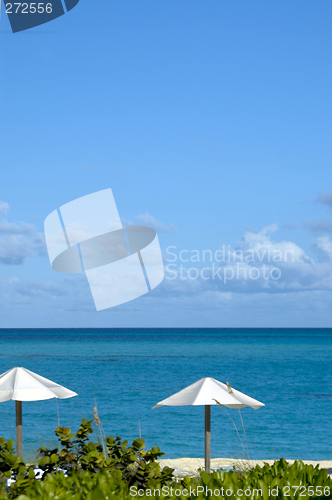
(205, 405), (211, 473)
(16, 401), (23, 458)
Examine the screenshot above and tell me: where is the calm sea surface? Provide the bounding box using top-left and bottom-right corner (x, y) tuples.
(0, 328), (331, 462)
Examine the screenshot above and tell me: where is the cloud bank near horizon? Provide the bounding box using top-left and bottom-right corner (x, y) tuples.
(2, 191), (332, 327)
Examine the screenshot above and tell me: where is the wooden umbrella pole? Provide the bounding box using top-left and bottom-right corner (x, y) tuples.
(205, 405), (211, 473)
(16, 401), (23, 458)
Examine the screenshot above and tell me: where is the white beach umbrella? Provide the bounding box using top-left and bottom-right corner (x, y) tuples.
(0, 367), (77, 458)
(153, 377), (264, 473)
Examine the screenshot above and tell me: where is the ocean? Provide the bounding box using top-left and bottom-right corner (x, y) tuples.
(0, 328), (331, 462)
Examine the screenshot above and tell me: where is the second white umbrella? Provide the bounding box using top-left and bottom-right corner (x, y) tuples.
(153, 377), (264, 473)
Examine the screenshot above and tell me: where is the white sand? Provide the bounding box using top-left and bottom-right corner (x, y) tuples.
(158, 458), (332, 476)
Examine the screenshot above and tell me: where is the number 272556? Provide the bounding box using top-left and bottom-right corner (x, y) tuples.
(5, 3), (53, 14)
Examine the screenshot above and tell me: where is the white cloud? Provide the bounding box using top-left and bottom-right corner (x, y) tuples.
(304, 219), (332, 233)
(0, 202), (9, 218)
(0, 202), (47, 265)
(316, 190), (332, 207)
(161, 224), (332, 295)
(123, 213), (177, 233)
(0, 219), (36, 235)
(304, 190), (332, 233)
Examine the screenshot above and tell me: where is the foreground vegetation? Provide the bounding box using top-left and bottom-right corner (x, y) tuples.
(0, 418), (331, 499)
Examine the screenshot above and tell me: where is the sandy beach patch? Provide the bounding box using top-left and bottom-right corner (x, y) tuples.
(158, 458), (332, 476)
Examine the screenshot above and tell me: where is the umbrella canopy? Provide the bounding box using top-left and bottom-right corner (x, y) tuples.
(0, 367), (77, 402)
(153, 377), (264, 409)
(0, 367), (77, 458)
(153, 377), (264, 472)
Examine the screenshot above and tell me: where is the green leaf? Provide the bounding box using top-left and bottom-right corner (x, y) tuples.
(257, 479), (269, 500)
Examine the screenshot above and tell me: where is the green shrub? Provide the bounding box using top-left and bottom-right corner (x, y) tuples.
(11, 461), (332, 499)
(0, 421), (331, 499)
(175, 459), (332, 500)
(0, 437), (25, 483)
(37, 418), (174, 489)
(17, 469), (128, 500)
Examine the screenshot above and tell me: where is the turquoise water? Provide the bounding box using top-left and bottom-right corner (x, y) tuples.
(0, 329), (331, 462)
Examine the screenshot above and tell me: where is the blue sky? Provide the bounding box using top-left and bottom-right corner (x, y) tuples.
(1, 0), (332, 327)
